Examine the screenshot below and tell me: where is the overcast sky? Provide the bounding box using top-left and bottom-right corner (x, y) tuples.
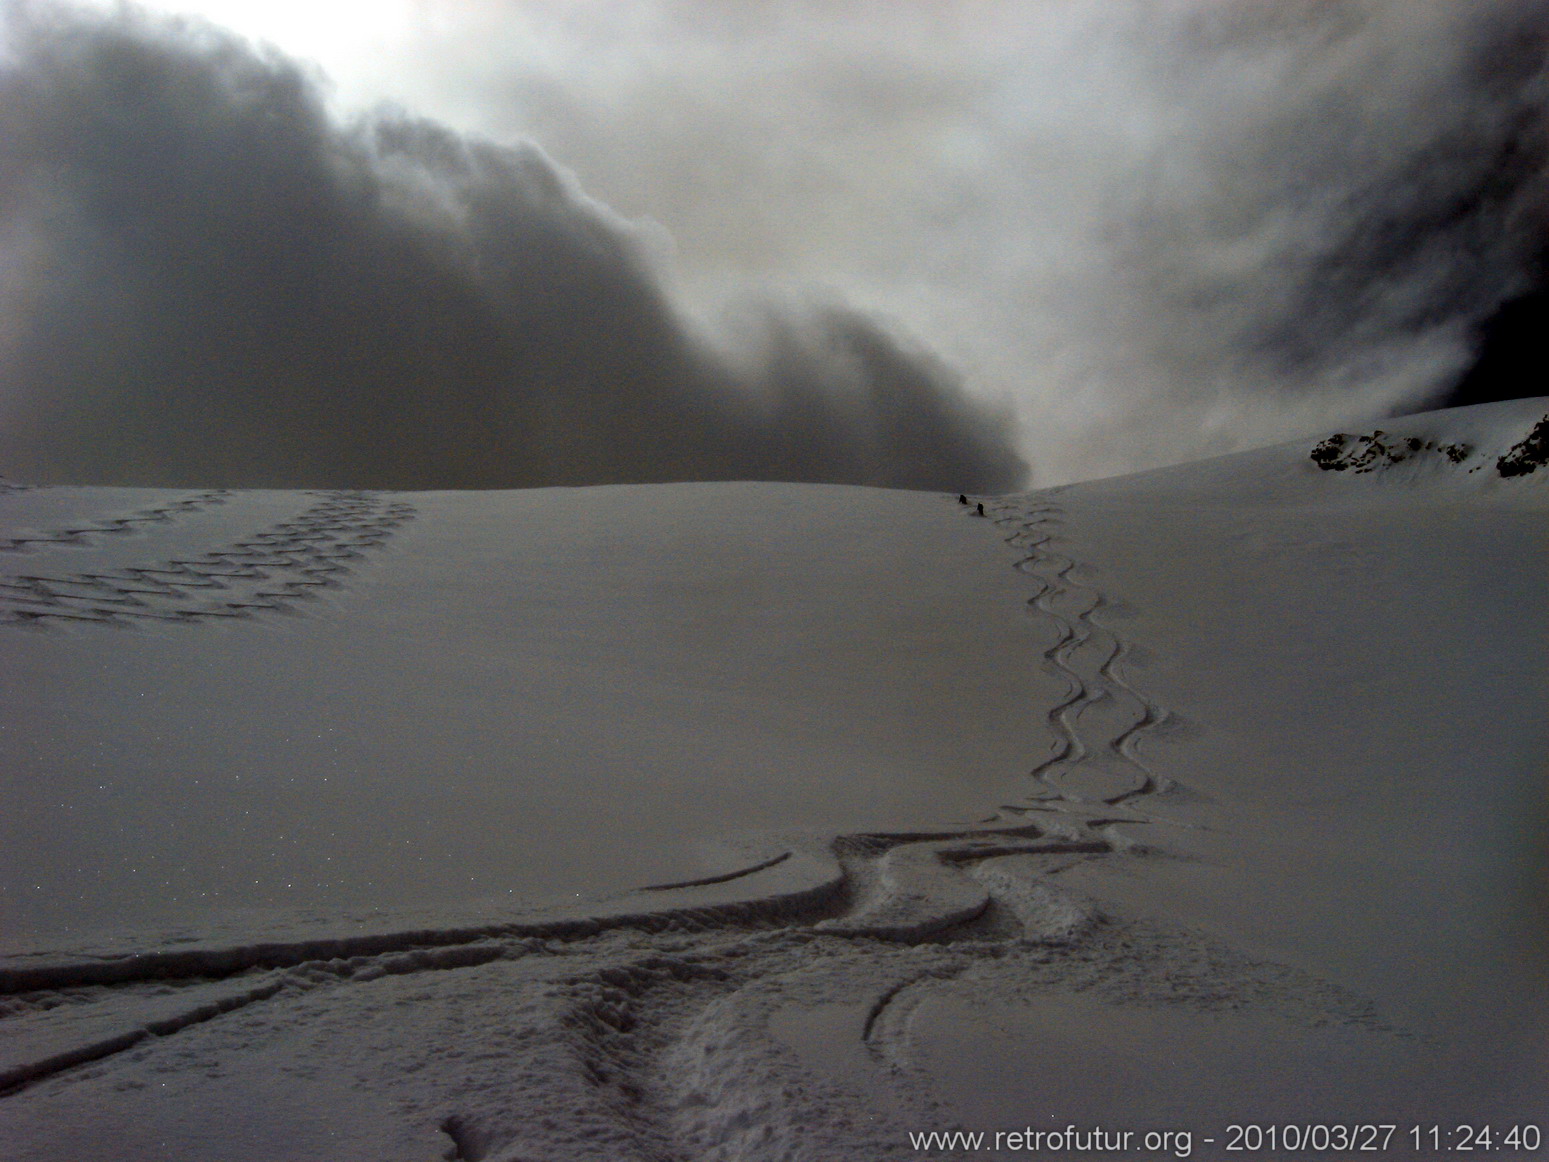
(2, 1), (1545, 488)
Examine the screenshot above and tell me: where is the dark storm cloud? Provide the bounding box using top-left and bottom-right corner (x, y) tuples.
(0, 4), (1023, 490)
(1112, 1), (1549, 414)
(426, 0), (1549, 481)
(4, 1), (1545, 491)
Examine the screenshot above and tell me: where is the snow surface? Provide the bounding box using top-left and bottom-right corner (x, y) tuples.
(0, 399), (1545, 1160)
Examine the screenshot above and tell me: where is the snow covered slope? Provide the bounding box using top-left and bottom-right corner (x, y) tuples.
(0, 400), (1544, 1160)
(0, 483), (1055, 944)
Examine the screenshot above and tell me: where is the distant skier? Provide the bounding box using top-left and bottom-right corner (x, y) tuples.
(957, 494), (969, 505)
(975, 502), (985, 517)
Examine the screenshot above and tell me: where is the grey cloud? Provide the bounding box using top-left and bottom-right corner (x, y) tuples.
(0, 3), (1023, 491)
(5, 0), (1545, 492)
(1111, 3), (1549, 395)
(406, 0), (1548, 480)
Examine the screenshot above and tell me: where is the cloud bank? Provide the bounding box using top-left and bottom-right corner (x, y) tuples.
(0, 3), (1022, 490)
(353, 0), (1548, 478)
(2, 1), (1546, 489)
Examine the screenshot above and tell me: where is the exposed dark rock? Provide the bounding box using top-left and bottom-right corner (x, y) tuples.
(1312, 415), (1547, 479)
(1497, 414), (1549, 477)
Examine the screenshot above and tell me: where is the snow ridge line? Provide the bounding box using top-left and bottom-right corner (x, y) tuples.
(0, 823), (1119, 1102)
(816, 832), (1109, 941)
(860, 963), (969, 1060)
(0, 491), (415, 625)
(0, 876), (843, 994)
(0, 826), (1110, 997)
(0, 872), (848, 1098)
(0, 490), (231, 552)
(987, 498), (1175, 809)
(0, 976), (287, 1095)
(639, 852), (793, 892)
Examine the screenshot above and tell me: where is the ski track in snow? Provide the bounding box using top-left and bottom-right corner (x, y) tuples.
(0, 491), (415, 626)
(0, 490), (232, 553)
(986, 497), (1177, 812)
(0, 491), (1401, 1160)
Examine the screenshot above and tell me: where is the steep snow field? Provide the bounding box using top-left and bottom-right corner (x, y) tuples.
(0, 400), (1544, 1160)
